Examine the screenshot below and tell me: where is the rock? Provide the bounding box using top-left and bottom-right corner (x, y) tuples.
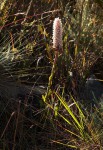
(83, 75), (103, 105)
(0, 79), (46, 107)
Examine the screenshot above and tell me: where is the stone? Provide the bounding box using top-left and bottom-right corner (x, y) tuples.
(0, 79), (46, 107)
(83, 75), (103, 105)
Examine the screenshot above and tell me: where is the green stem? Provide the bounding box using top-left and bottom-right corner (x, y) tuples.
(45, 51), (58, 100)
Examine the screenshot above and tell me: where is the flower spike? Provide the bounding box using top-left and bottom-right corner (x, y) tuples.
(52, 17), (63, 51)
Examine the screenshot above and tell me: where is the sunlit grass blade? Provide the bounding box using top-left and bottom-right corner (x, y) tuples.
(55, 92), (84, 130)
(70, 94), (85, 129)
(58, 113), (71, 125)
(52, 140), (77, 149)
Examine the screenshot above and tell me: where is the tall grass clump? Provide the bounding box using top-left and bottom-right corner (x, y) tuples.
(42, 0), (103, 149)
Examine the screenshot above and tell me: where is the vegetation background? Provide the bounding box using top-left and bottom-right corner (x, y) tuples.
(0, 0), (103, 149)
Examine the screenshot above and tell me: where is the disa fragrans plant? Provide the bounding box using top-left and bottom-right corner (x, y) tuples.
(43, 18), (63, 101)
(52, 17), (63, 51)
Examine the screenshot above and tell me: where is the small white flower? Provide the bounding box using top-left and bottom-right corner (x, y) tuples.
(52, 17), (63, 50)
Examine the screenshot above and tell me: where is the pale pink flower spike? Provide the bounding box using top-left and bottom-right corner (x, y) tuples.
(52, 17), (63, 51)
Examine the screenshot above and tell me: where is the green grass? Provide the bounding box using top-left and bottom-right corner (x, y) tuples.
(0, 0), (103, 149)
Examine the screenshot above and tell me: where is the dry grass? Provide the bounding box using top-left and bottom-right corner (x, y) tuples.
(0, 0), (103, 149)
